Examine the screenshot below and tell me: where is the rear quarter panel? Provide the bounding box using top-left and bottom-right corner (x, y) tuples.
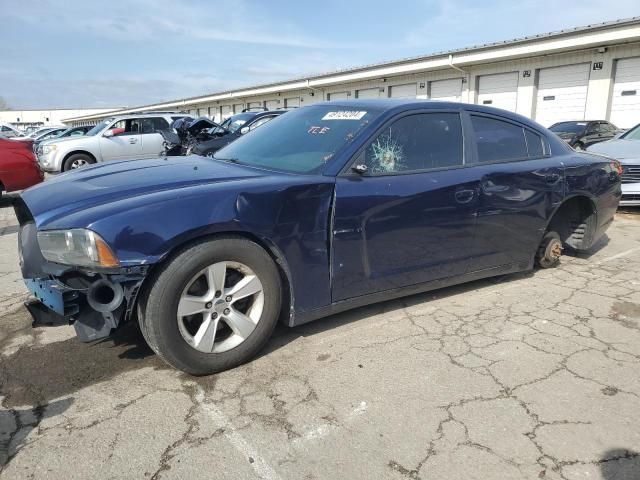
(562, 152), (621, 242)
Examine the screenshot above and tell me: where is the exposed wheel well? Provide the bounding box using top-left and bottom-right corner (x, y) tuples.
(546, 196), (597, 251)
(137, 231), (294, 326)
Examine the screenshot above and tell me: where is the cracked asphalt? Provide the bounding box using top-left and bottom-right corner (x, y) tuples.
(1, 193), (640, 479)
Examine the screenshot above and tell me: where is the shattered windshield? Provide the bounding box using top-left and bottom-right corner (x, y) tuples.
(213, 106), (381, 174)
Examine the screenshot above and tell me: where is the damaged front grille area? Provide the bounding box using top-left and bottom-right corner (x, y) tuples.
(622, 166), (640, 184)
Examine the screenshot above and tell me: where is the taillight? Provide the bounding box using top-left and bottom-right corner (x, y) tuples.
(611, 160), (624, 176)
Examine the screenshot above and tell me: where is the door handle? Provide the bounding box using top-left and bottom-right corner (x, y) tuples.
(129, 138), (138, 144)
(455, 189), (475, 204)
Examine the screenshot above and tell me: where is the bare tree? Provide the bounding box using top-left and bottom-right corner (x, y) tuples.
(0, 96), (11, 110)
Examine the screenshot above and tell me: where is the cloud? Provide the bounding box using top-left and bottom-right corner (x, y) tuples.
(3, 0), (353, 49)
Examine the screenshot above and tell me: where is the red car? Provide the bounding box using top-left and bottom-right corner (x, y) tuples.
(0, 138), (44, 196)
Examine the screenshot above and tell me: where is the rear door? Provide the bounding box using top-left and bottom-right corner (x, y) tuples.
(140, 117), (170, 158)
(331, 110), (480, 301)
(464, 112), (563, 271)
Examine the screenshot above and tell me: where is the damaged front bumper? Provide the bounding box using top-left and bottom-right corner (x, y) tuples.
(18, 213), (149, 342)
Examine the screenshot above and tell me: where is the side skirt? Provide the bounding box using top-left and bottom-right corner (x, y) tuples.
(290, 261), (531, 327)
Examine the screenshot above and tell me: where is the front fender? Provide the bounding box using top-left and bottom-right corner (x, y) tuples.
(83, 180), (336, 314)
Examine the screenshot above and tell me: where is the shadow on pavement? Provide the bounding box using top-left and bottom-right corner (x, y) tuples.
(600, 449), (640, 479)
(0, 398), (73, 468)
(0, 316), (163, 408)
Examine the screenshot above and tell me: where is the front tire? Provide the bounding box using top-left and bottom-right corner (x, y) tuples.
(63, 153), (95, 171)
(141, 236), (282, 375)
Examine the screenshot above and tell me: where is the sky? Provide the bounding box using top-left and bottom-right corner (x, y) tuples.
(1, 0), (638, 110)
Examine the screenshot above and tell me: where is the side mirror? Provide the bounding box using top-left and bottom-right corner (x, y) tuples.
(240, 126), (250, 135)
(103, 129), (114, 138)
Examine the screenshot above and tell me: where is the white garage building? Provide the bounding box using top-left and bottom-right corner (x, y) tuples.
(66, 17), (640, 129)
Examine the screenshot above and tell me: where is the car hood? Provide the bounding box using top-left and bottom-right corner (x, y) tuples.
(587, 139), (640, 161)
(21, 156), (270, 228)
(39, 135), (88, 147)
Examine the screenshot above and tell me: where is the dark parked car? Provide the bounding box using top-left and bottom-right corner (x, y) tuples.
(549, 120), (621, 150)
(191, 110), (287, 156)
(0, 138), (43, 196)
(16, 100), (621, 375)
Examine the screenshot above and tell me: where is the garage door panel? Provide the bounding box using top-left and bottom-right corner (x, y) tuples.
(610, 57), (640, 129)
(535, 63), (590, 127)
(221, 105), (233, 119)
(430, 78), (462, 102)
(328, 92), (349, 101)
(285, 97), (300, 108)
(389, 83), (417, 98)
(265, 100), (279, 110)
(356, 88), (380, 99)
(477, 72), (518, 112)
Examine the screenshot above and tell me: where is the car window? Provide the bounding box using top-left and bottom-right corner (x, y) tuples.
(621, 124), (640, 140)
(524, 130), (544, 157)
(362, 113), (463, 174)
(110, 119), (142, 135)
(70, 130), (84, 136)
(600, 122), (616, 134)
(470, 115), (528, 163)
(249, 116), (275, 131)
(141, 117), (170, 134)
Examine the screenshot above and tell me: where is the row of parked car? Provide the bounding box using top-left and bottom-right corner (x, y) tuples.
(1, 106), (639, 207)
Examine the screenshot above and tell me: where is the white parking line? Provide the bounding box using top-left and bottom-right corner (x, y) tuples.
(195, 386), (282, 480)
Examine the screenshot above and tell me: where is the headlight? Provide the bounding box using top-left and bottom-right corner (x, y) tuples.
(42, 144), (57, 155)
(37, 229), (119, 268)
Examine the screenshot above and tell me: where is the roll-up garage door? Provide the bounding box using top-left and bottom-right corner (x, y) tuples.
(430, 78), (462, 101)
(356, 87), (380, 99)
(264, 99), (280, 110)
(477, 72), (518, 112)
(610, 57), (640, 129)
(328, 92), (349, 101)
(247, 102), (262, 110)
(389, 83), (417, 98)
(233, 104), (244, 114)
(285, 97), (300, 108)
(535, 63), (590, 127)
(220, 105), (233, 119)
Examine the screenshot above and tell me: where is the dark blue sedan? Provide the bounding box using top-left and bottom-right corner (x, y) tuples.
(16, 100), (622, 375)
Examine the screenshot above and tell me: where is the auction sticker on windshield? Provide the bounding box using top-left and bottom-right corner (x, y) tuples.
(322, 111), (367, 121)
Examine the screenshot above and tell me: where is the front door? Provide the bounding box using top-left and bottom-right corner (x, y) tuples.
(331, 111), (480, 302)
(99, 118), (143, 161)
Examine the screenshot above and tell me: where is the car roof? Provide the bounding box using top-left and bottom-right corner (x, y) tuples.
(108, 113), (190, 121)
(316, 99), (545, 131)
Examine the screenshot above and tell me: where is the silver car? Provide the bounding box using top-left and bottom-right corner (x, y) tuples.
(37, 113), (190, 172)
(587, 123), (640, 206)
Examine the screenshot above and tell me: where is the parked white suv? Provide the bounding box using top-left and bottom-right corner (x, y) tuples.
(37, 113), (190, 172)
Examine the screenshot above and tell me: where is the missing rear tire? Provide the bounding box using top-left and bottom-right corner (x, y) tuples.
(537, 231), (563, 269)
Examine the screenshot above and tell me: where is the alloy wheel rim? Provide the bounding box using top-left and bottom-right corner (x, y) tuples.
(176, 261), (264, 353)
(71, 159), (87, 168)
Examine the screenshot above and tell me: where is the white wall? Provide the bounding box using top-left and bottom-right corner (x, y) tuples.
(0, 108), (116, 128)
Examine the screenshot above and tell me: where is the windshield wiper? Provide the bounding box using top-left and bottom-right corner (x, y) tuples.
(213, 157), (240, 164)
